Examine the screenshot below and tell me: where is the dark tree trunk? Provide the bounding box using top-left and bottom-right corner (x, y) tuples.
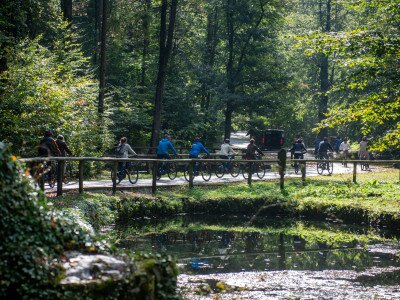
(61, 0), (73, 22)
(224, 0), (235, 139)
(98, 0), (108, 114)
(140, 0), (152, 91)
(318, 0), (331, 138)
(201, 8), (219, 111)
(149, 0), (178, 151)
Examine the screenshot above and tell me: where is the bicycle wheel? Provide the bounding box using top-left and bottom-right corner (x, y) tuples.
(127, 163), (139, 184)
(242, 163), (251, 179)
(156, 163), (163, 180)
(201, 163), (212, 181)
(63, 163), (72, 184)
(230, 161), (240, 177)
(317, 162), (324, 175)
(167, 162), (177, 180)
(215, 163), (225, 178)
(256, 162), (266, 179)
(110, 169), (122, 184)
(183, 164), (190, 182)
(294, 162), (299, 174)
(47, 163), (56, 188)
(327, 162), (333, 175)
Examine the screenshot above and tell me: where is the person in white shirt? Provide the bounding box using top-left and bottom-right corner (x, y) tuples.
(359, 136), (369, 160)
(219, 139), (236, 172)
(339, 137), (351, 167)
(219, 139), (236, 159)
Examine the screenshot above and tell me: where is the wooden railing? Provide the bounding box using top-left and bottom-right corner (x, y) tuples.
(19, 155), (400, 196)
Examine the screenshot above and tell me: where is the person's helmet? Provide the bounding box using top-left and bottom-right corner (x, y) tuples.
(224, 139), (230, 143)
(297, 138), (303, 143)
(250, 139), (255, 143)
(57, 135), (64, 140)
(44, 130), (53, 137)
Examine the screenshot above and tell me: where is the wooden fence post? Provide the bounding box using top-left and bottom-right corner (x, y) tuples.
(353, 162), (357, 184)
(78, 160), (84, 194)
(189, 160), (194, 188)
(152, 160), (157, 194)
(301, 161), (306, 183)
(112, 161), (118, 194)
(247, 162), (252, 186)
(278, 149), (287, 190)
(56, 160), (64, 196)
(38, 161), (45, 191)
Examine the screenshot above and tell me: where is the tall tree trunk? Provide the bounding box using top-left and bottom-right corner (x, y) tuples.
(318, 0), (331, 138)
(149, 0), (178, 151)
(201, 8), (219, 111)
(98, 0), (108, 114)
(61, 0), (73, 22)
(140, 0), (152, 91)
(93, 0), (101, 65)
(224, 0), (235, 139)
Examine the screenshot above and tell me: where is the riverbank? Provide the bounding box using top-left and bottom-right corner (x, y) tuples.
(56, 170), (399, 231)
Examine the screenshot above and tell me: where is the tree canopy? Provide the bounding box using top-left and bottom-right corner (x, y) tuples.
(0, 0), (398, 155)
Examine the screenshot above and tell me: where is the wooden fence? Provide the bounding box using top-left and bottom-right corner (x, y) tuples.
(19, 155), (400, 196)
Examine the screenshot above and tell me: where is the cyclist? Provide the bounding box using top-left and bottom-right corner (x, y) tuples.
(245, 139), (263, 160)
(156, 133), (178, 176)
(116, 137), (137, 181)
(56, 135), (73, 157)
(317, 137), (334, 160)
(38, 130), (61, 157)
(290, 138), (307, 166)
(219, 138), (236, 172)
(189, 137), (210, 175)
(339, 137), (351, 167)
(358, 136), (369, 160)
(156, 133), (177, 159)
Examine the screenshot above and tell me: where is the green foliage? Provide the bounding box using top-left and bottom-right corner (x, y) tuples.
(299, 0), (400, 151)
(0, 35), (111, 157)
(0, 143), (103, 298)
(53, 193), (121, 230)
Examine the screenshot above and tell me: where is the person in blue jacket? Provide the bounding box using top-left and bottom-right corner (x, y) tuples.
(189, 137), (209, 158)
(189, 137), (210, 175)
(156, 133), (177, 159)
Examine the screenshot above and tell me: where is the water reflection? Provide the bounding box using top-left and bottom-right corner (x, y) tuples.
(117, 219), (400, 275)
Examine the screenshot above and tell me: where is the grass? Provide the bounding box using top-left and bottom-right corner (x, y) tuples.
(51, 169), (400, 230)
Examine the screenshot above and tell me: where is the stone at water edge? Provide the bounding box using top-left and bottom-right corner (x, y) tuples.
(60, 251), (127, 285)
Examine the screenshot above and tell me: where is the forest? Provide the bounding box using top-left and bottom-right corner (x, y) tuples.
(1, 0), (399, 157)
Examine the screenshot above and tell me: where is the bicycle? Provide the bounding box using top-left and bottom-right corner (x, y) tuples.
(242, 155), (266, 179)
(293, 152), (307, 174)
(316, 154), (333, 175)
(62, 159), (73, 184)
(33, 161), (57, 188)
(111, 161), (139, 184)
(156, 160), (177, 180)
(184, 155), (212, 182)
(214, 156), (240, 178)
(360, 155), (370, 171)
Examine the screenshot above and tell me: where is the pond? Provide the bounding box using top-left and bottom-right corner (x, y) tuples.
(116, 216), (400, 299)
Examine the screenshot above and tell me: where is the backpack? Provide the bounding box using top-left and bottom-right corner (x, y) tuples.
(115, 144), (125, 157)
